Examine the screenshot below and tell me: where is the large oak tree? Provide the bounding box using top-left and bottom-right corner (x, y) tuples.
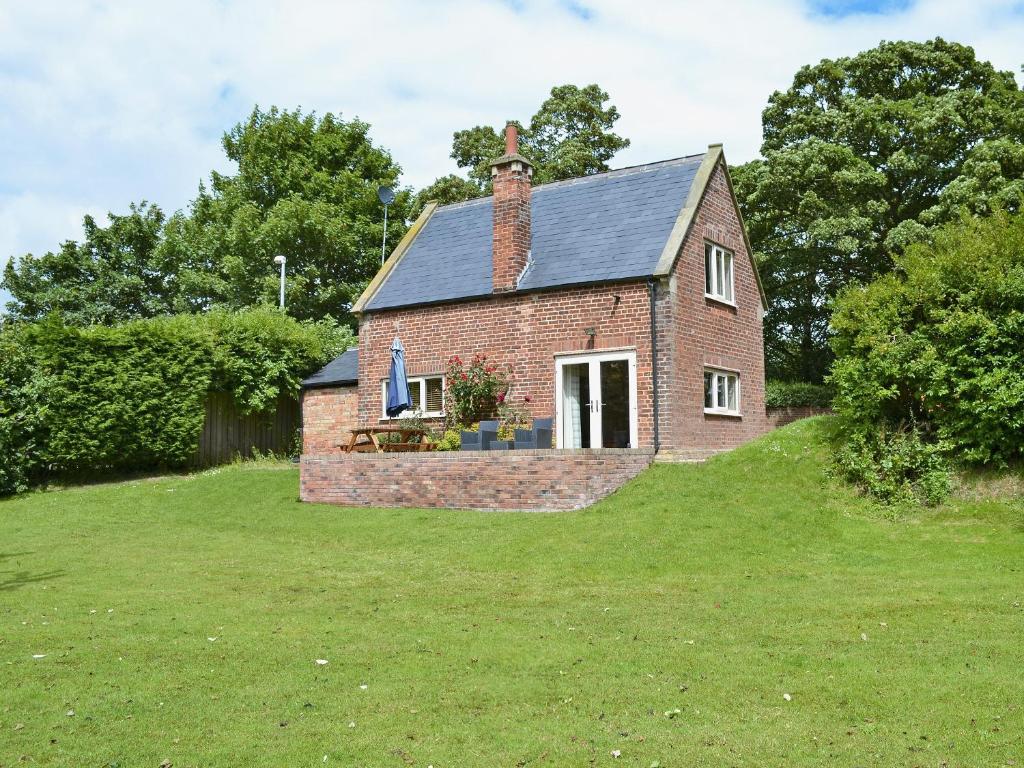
(733, 38), (1024, 382)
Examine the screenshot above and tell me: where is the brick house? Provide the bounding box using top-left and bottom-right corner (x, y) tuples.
(302, 124), (767, 460)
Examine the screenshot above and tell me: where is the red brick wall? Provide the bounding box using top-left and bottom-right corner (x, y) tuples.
(659, 162), (768, 450)
(766, 406), (831, 430)
(356, 282), (656, 446)
(301, 386), (359, 455)
(300, 449), (654, 511)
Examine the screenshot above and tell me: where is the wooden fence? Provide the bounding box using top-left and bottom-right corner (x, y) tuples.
(193, 392), (300, 466)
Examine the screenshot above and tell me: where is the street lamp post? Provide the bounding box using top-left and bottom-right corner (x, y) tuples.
(273, 255), (286, 309)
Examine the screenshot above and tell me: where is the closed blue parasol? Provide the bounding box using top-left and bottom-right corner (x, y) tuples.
(386, 337), (413, 417)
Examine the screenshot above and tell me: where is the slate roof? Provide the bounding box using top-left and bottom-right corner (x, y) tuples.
(364, 154), (706, 311)
(301, 348), (358, 389)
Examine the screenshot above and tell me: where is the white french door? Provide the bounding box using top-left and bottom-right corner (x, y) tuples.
(555, 351), (638, 449)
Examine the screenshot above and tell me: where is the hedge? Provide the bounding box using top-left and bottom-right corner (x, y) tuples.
(829, 209), (1024, 503)
(0, 308), (351, 495)
(764, 381), (834, 409)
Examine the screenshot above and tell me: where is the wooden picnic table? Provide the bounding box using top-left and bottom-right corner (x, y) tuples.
(343, 425), (434, 454)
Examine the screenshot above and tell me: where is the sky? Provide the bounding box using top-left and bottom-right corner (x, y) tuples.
(1, 0), (1022, 303)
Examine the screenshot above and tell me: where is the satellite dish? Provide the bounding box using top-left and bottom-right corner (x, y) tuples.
(377, 186), (396, 205)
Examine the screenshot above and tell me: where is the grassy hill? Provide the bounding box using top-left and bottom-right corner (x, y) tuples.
(1, 418), (1021, 765)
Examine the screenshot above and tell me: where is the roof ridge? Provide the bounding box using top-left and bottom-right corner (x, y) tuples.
(531, 153), (706, 193)
(431, 152), (707, 212)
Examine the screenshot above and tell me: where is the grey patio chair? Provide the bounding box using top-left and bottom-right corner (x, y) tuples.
(460, 420), (500, 451)
(513, 417), (553, 450)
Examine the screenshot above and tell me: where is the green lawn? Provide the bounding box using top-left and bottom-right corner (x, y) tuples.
(1, 418), (1021, 766)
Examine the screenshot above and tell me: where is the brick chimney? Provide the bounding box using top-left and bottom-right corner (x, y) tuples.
(490, 122), (533, 293)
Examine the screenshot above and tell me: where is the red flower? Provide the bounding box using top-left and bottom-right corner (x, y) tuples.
(460, 372), (467, 381)
(524, 395), (532, 403)
(497, 392), (505, 403)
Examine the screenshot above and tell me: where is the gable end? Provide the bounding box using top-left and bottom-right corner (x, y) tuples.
(653, 145), (767, 309)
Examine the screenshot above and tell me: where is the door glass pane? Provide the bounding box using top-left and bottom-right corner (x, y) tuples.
(561, 363), (590, 449)
(600, 359), (630, 448)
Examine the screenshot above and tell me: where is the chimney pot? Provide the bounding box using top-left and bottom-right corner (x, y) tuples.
(504, 122), (518, 155)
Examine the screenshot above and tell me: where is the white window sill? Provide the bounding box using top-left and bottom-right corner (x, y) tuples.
(704, 293), (737, 308)
(704, 408), (742, 418)
(379, 413), (444, 421)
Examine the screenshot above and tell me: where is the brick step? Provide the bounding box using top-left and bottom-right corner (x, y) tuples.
(654, 448), (729, 464)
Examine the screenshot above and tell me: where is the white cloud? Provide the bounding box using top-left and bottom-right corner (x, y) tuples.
(1, 0), (1021, 270)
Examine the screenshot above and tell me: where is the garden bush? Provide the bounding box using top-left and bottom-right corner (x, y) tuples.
(829, 210), (1024, 503)
(433, 428), (462, 452)
(832, 422), (952, 506)
(764, 381), (834, 409)
(443, 354), (510, 429)
(0, 308), (351, 495)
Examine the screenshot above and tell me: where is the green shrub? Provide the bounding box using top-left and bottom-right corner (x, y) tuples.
(0, 308), (351, 495)
(830, 209), (1024, 502)
(434, 429), (462, 452)
(765, 381), (834, 409)
(833, 422), (952, 506)
(204, 309), (351, 412)
(0, 324), (48, 495)
(23, 315), (214, 474)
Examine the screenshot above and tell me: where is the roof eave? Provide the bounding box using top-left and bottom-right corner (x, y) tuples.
(301, 379), (358, 390)
(359, 275), (655, 314)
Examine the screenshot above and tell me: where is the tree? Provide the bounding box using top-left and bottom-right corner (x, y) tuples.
(3, 107), (409, 327)
(733, 38), (1024, 382)
(415, 84), (629, 211)
(1, 203), (177, 325)
(411, 174), (482, 213)
(165, 107), (410, 324)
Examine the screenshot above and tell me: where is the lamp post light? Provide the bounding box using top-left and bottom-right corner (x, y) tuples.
(273, 254), (286, 309)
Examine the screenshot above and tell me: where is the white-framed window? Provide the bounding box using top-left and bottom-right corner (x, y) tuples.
(704, 242), (734, 304)
(704, 369), (740, 416)
(381, 375), (445, 418)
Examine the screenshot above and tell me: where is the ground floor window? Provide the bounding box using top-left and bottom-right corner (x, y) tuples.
(381, 375), (445, 418)
(704, 369), (740, 415)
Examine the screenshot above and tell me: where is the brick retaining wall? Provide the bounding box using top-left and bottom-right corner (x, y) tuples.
(300, 449), (655, 512)
(765, 406), (832, 430)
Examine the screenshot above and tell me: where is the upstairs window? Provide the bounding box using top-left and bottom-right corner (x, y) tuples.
(704, 369), (740, 416)
(381, 375), (445, 418)
(705, 242), (734, 304)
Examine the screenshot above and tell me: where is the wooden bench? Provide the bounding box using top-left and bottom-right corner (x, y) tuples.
(342, 426), (434, 454)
